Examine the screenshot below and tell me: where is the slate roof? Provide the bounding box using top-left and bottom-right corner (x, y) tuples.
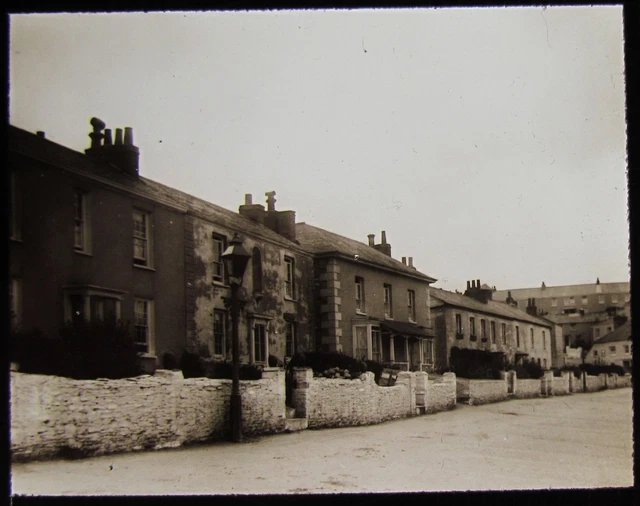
(592, 321), (632, 345)
(295, 222), (437, 282)
(9, 125), (306, 252)
(493, 282), (630, 300)
(379, 320), (436, 338)
(429, 288), (553, 328)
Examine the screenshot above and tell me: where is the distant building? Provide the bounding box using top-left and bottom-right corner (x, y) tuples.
(585, 320), (632, 372)
(295, 225), (437, 371)
(430, 281), (555, 370)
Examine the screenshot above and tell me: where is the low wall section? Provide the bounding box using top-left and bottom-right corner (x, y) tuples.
(514, 378), (541, 399)
(456, 378), (508, 405)
(551, 372), (571, 396)
(425, 373), (457, 413)
(291, 369), (415, 429)
(11, 369), (285, 462)
(584, 374), (605, 392)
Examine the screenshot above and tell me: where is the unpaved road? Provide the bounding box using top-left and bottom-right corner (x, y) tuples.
(11, 388), (633, 495)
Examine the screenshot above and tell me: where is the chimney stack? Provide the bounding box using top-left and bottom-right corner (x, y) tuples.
(368, 234), (375, 247)
(372, 230), (392, 257)
(465, 278), (493, 303)
(85, 117), (140, 178)
(525, 297), (538, 316)
(239, 193), (265, 225)
(36, 131), (46, 138)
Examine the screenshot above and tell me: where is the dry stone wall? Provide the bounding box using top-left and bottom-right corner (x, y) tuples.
(11, 369), (285, 462)
(456, 378), (508, 405)
(514, 378), (541, 399)
(425, 373), (456, 413)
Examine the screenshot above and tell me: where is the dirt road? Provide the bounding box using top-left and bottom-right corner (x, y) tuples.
(11, 388), (633, 495)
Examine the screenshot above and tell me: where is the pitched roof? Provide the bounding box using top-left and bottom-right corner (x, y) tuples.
(592, 321), (631, 345)
(493, 282), (630, 300)
(294, 222), (436, 282)
(429, 288), (553, 328)
(9, 125), (307, 253)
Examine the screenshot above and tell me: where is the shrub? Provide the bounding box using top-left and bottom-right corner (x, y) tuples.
(552, 368), (562, 377)
(580, 363), (625, 376)
(520, 358), (544, 380)
(287, 351), (371, 380)
(180, 350), (205, 378)
(449, 347), (505, 379)
(268, 354), (284, 368)
(364, 360), (384, 384)
(209, 361), (263, 380)
(560, 365), (582, 379)
(163, 352), (179, 370)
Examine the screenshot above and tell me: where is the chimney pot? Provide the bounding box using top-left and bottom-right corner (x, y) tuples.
(36, 131), (46, 138)
(368, 234), (375, 246)
(245, 194), (253, 205)
(402, 257), (407, 265)
(381, 231), (387, 244)
(124, 127), (134, 146)
(114, 128), (123, 145)
(408, 257), (414, 268)
(477, 279), (481, 288)
(265, 191), (277, 212)
(103, 129), (113, 146)
(467, 281), (471, 290)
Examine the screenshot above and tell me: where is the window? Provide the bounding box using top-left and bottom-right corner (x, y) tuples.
(543, 358), (547, 369)
(90, 296), (118, 321)
(10, 170), (23, 241)
(542, 331), (546, 350)
(607, 327), (612, 333)
(516, 326), (520, 347)
(624, 345), (630, 354)
(470, 317), (476, 337)
(383, 284), (393, 318)
(254, 324), (267, 363)
(355, 277), (365, 313)
(598, 295), (605, 304)
(480, 319), (486, 340)
(286, 321), (297, 358)
(564, 335), (570, 348)
(564, 297), (575, 306)
(252, 248), (263, 293)
(530, 328), (534, 348)
(609, 345), (616, 355)
(594, 350), (598, 356)
(213, 310), (226, 356)
(581, 296), (588, 305)
(371, 328), (381, 362)
(595, 328), (601, 338)
(212, 234), (227, 282)
(134, 299), (154, 354)
(64, 287), (124, 325)
(551, 298), (557, 307)
(284, 257), (295, 299)
(407, 290), (416, 321)
(9, 278), (22, 330)
(624, 294), (630, 303)
(133, 209), (151, 266)
(455, 314), (463, 335)
(501, 323), (507, 344)
(74, 189), (91, 253)
(423, 339), (434, 366)
(491, 321), (496, 344)
(611, 295), (618, 304)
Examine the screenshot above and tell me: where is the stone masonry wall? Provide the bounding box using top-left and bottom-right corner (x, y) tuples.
(456, 378), (508, 405)
(425, 373), (456, 413)
(584, 374), (605, 392)
(11, 369), (285, 462)
(514, 378), (541, 399)
(551, 372), (571, 396)
(292, 369), (415, 429)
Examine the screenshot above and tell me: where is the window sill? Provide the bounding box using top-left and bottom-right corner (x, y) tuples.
(74, 249), (93, 257)
(284, 296), (297, 303)
(138, 353), (157, 359)
(355, 310), (367, 316)
(384, 316), (394, 320)
(134, 264), (156, 272)
(213, 280), (230, 289)
(10, 237), (23, 244)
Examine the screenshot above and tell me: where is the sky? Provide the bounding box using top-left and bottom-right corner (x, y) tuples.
(9, 7), (629, 292)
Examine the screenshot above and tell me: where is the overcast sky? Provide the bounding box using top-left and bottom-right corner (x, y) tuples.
(9, 7), (628, 292)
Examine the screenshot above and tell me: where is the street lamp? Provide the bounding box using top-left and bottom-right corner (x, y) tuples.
(221, 233), (252, 442)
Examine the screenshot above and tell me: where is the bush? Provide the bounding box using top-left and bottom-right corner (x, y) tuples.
(520, 358), (544, 380)
(163, 352), (178, 370)
(180, 350), (205, 379)
(560, 365), (582, 379)
(364, 360), (384, 384)
(207, 361), (263, 380)
(580, 363), (625, 376)
(10, 320), (143, 380)
(449, 347), (505, 379)
(287, 351), (371, 380)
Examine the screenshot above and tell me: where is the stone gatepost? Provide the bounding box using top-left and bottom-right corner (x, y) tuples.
(561, 371), (571, 394)
(443, 372), (457, 407)
(610, 374), (618, 388)
(414, 372), (428, 411)
(599, 373), (608, 389)
(395, 371), (416, 416)
(292, 368), (312, 418)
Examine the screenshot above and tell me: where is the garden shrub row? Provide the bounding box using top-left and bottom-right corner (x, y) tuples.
(449, 347), (505, 380)
(287, 351), (387, 384)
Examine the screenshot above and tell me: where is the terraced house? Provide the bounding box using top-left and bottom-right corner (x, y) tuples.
(295, 225), (438, 371)
(8, 119), (314, 370)
(430, 281), (555, 370)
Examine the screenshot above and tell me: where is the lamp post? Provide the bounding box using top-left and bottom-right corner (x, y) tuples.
(221, 233), (251, 443)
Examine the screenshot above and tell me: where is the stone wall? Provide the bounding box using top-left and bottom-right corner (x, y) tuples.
(584, 374), (605, 392)
(456, 378), (508, 405)
(425, 373), (457, 413)
(291, 368), (415, 429)
(514, 378), (541, 399)
(551, 372), (571, 396)
(616, 375), (632, 388)
(10, 369), (285, 462)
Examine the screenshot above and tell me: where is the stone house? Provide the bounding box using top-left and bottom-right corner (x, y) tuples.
(295, 225), (438, 371)
(9, 120), (187, 371)
(9, 119), (314, 370)
(585, 319), (632, 372)
(185, 191), (315, 366)
(430, 281), (554, 370)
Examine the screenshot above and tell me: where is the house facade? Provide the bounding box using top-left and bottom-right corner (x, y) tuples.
(585, 320), (632, 372)
(184, 191), (315, 366)
(295, 225), (437, 371)
(9, 120), (315, 370)
(430, 281), (555, 370)
(9, 121), (187, 371)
